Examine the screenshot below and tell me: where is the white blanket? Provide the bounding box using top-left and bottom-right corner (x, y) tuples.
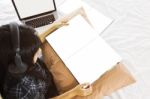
(82, 0), (150, 99)
(0, 0), (150, 99)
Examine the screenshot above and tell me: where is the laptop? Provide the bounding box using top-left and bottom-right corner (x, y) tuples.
(12, 0), (58, 33)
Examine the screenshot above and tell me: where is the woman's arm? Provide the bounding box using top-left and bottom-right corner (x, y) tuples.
(51, 83), (92, 99)
(39, 21), (68, 43)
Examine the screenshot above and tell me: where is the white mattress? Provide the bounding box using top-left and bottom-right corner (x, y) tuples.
(1, 0), (150, 99)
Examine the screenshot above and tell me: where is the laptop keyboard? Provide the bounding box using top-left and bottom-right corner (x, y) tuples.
(25, 14), (55, 28)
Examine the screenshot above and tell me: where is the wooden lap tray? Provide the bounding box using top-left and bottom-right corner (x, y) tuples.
(39, 8), (135, 99)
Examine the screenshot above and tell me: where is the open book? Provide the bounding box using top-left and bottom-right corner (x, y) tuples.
(46, 15), (121, 83)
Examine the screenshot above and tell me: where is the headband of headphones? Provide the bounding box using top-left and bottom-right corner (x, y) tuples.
(8, 22), (27, 74)
(9, 22), (20, 53)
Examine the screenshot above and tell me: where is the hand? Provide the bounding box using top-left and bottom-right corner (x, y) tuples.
(75, 83), (93, 97)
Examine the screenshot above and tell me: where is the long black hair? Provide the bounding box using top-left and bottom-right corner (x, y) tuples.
(0, 24), (41, 95)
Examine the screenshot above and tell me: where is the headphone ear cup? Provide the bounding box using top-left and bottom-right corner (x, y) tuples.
(8, 53), (27, 74)
(15, 53), (28, 73)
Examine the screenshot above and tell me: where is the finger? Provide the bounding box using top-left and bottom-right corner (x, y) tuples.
(81, 83), (91, 89)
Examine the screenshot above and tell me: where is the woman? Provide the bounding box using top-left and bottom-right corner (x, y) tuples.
(0, 23), (92, 99)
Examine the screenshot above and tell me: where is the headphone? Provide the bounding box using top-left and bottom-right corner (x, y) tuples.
(8, 22), (28, 74)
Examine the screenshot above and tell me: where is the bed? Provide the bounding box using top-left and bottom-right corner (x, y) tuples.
(0, 0), (150, 99)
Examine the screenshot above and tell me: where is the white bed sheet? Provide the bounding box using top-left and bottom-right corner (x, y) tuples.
(82, 0), (150, 99)
(1, 0), (150, 99)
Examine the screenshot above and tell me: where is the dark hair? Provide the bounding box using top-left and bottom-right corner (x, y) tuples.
(0, 24), (41, 94)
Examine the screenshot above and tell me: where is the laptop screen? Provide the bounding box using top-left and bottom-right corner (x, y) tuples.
(12, 0), (56, 20)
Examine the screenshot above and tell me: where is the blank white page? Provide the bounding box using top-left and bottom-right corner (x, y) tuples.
(46, 15), (97, 60)
(57, 0), (113, 34)
(65, 37), (122, 83)
(82, 2), (113, 34)
(46, 15), (121, 83)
